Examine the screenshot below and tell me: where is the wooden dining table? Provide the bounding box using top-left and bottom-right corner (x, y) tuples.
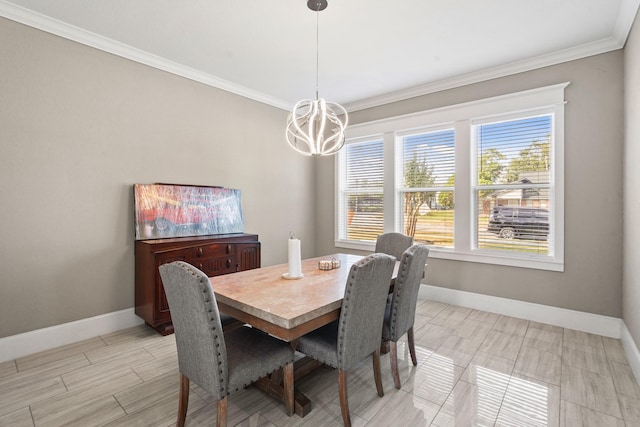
(210, 252), (398, 417)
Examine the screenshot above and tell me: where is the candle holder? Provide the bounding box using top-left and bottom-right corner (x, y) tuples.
(318, 260), (333, 270)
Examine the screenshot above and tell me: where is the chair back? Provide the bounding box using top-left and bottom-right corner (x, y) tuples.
(159, 261), (228, 400)
(337, 253), (395, 370)
(386, 244), (430, 341)
(375, 232), (414, 260)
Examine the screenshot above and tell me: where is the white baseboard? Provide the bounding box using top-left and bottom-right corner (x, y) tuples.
(621, 322), (640, 385)
(419, 284), (622, 337)
(419, 284), (640, 385)
(0, 308), (144, 363)
(2, 288), (640, 388)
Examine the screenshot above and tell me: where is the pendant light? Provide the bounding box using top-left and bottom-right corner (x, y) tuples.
(286, 0), (348, 156)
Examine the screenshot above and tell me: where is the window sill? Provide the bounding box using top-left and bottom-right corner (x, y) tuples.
(335, 240), (564, 272)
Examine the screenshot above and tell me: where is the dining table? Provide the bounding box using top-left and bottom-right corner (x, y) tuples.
(210, 252), (398, 417)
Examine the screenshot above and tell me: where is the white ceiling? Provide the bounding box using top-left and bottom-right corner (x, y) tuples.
(1, 0), (639, 111)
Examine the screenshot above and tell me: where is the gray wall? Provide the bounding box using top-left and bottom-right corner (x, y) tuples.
(0, 17), (317, 338)
(316, 51), (625, 318)
(624, 12), (640, 349)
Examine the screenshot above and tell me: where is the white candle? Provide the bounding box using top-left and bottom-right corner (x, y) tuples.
(288, 237), (302, 278)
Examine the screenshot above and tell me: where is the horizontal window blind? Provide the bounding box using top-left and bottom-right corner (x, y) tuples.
(338, 138), (384, 243)
(475, 114), (553, 255)
(397, 129), (455, 248)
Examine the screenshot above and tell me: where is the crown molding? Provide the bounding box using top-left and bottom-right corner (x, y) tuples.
(0, 0), (292, 111)
(344, 37), (623, 112)
(2, 0), (639, 113)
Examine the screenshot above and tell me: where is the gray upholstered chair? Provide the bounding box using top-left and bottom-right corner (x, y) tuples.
(374, 232), (414, 260)
(382, 244), (429, 389)
(296, 253), (396, 427)
(159, 261), (294, 427)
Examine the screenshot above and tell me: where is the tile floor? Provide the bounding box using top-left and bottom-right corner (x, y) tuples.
(1, 299), (640, 426)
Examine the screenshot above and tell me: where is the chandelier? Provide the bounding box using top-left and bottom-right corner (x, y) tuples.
(286, 0), (348, 157)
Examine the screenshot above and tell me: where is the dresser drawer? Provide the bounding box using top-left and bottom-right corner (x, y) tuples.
(193, 243), (234, 259)
(193, 256), (237, 277)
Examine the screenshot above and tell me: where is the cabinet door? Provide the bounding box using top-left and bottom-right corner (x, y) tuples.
(237, 243), (261, 271)
(155, 250), (188, 323)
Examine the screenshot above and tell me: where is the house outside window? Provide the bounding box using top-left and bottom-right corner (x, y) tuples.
(335, 83), (566, 271)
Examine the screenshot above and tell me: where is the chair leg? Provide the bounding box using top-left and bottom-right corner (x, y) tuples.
(407, 326), (418, 366)
(372, 349), (384, 397)
(389, 341), (402, 389)
(283, 361), (294, 416)
(217, 396), (228, 427)
(177, 374), (189, 427)
(338, 369), (351, 427)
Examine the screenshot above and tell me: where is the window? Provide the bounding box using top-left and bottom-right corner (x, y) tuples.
(397, 127), (455, 248)
(336, 83), (566, 271)
(474, 113), (553, 256)
(336, 137), (384, 243)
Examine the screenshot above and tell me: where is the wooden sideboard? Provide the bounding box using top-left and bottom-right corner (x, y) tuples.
(135, 233), (260, 335)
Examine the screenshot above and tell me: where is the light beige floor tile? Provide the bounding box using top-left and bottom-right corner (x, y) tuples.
(335, 366), (401, 421)
(492, 315), (529, 336)
(0, 375), (66, 417)
(366, 390), (439, 426)
(403, 353), (464, 406)
(61, 349), (151, 390)
(496, 374), (560, 427)
(142, 334), (177, 359)
(107, 391), (206, 427)
(100, 324), (159, 346)
(428, 307), (469, 329)
(617, 393), (640, 425)
(560, 400), (625, 427)
(131, 352), (178, 382)
(413, 313), (432, 332)
(608, 360), (640, 398)
(433, 335), (480, 368)
(562, 346), (610, 376)
(31, 368), (141, 420)
(523, 327), (563, 355)
(602, 337), (629, 364)
(0, 361), (17, 379)
(232, 385), (298, 426)
(416, 300), (448, 319)
(235, 412), (277, 427)
(14, 336), (105, 372)
(83, 340), (155, 365)
(32, 395), (125, 427)
(460, 351), (514, 387)
(478, 330), (523, 361)
(114, 370), (183, 414)
(453, 318), (493, 345)
(514, 346), (562, 385)
(0, 407), (34, 427)
(1, 353), (89, 386)
(467, 309), (499, 325)
(528, 321), (563, 334)
(561, 365), (622, 418)
(563, 329), (605, 353)
(381, 340), (424, 386)
(432, 379), (506, 427)
(413, 323), (455, 351)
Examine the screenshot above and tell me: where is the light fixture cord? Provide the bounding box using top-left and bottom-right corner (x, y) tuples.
(315, 7), (319, 100)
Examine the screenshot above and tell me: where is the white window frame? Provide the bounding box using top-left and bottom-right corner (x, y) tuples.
(335, 83), (567, 271)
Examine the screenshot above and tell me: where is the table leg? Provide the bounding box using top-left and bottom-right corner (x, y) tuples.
(254, 356), (324, 417)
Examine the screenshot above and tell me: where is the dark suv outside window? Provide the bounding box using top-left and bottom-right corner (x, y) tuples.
(487, 206), (549, 240)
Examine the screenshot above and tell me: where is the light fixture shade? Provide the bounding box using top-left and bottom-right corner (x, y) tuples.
(286, 98), (348, 156)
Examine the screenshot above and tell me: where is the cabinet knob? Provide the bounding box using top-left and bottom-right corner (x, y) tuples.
(197, 247), (203, 257)
(226, 259), (232, 268)
(226, 245), (232, 254)
(199, 263), (204, 270)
